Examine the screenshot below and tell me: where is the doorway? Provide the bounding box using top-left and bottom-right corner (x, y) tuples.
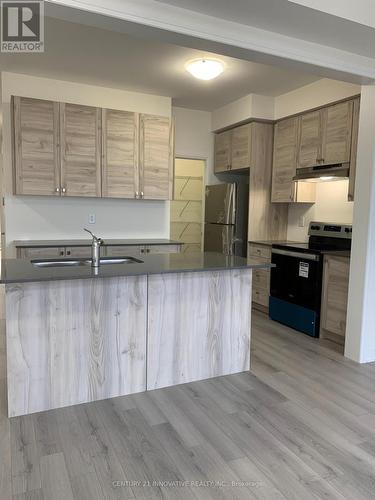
(170, 158), (205, 253)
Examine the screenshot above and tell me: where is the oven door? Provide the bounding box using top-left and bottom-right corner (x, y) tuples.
(269, 248), (323, 337)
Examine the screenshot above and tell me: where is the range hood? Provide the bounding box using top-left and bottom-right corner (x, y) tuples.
(293, 163), (350, 182)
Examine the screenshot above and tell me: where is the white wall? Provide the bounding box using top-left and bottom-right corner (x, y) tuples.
(274, 78), (360, 120)
(287, 180), (353, 241)
(172, 106), (216, 184)
(345, 85), (375, 363)
(211, 93), (274, 131)
(1, 72), (172, 253)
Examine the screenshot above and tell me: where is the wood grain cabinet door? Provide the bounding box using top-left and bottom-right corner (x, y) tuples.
(321, 100), (353, 166)
(272, 116), (299, 202)
(60, 103), (101, 197)
(13, 96), (60, 196)
(214, 130), (231, 172)
(102, 109), (139, 199)
(348, 97), (360, 201)
(231, 124), (251, 171)
(297, 110), (322, 169)
(139, 114), (174, 200)
(321, 255), (350, 339)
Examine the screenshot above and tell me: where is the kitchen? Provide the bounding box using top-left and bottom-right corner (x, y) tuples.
(0, 4), (371, 499)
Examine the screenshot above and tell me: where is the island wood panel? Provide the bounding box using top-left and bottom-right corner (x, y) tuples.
(348, 97), (360, 201)
(102, 109), (139, 199)
(139, 114), (173, 200)
(248, 122), (288, 242)
(214, 130), (231, 172)
(231, 124), (251, 171)
(297, 110), (322, 169)
(147, 269), (252, 390)
(321, 100), (353, 165)
(6, 276), (147, 417)
(272, 116), (299, 203)
(13, 97), (60, 196)
(60, 103), (101, 197)
(320, 255), (350, 343)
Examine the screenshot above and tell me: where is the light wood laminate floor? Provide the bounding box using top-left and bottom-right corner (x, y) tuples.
(2, 309), (375, 499)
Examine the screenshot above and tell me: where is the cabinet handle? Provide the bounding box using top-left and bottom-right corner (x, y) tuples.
(60, 250), (64, 256)
(62, 187), (66, 194)
(135, 191), (139, 199)
(66, 250), (71, 256)
(146, 248), (150, 253)
(55, 187), (60, 193)
(140, 192), (144, 198)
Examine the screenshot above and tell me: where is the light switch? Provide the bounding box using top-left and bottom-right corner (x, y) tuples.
(298, 216), (305, 228)
(88, 214), (96, 224)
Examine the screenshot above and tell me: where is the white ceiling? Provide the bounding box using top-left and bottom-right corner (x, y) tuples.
(0, 17), (320, 111)
(155, 0), (375, 60)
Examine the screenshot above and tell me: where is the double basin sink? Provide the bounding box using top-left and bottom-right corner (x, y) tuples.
(32, 256), (143, 268)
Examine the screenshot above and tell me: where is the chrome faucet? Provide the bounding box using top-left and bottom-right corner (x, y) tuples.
(84, 228), (104, 267)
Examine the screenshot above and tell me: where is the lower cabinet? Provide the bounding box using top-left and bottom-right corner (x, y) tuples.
(320, 254), (350, 345)
(248, 243), (271, 311)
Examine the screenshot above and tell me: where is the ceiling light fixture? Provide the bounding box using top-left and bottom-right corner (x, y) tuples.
(185, 58), (224, 81)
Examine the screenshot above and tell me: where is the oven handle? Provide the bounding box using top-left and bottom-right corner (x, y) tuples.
(272, 248), (320, 261)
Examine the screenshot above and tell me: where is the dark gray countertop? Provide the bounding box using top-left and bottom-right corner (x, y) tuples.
(0, 252), (274, 284)
(14, 238), (182, 248)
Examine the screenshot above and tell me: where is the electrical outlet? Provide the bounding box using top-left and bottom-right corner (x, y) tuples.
(88, 214), (96, 224)
(298, 216), (305, 228)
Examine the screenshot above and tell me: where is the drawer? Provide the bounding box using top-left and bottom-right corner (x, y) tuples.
(144, 244), (182, 254)
(249, 244), (271, 260)
(65, 246), (91, 257)
(105, 245), (141, 257)
(253, 268), (270, 290)
(19, 247), (65, 259)
(252, 286), (270, 307)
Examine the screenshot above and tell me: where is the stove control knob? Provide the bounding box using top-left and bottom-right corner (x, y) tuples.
(345, 228), (352, 233)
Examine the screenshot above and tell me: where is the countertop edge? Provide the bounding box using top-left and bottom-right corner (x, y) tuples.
(1, 261), (274, 285)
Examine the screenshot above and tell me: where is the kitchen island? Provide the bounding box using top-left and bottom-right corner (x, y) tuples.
(1, 252), (272, 417)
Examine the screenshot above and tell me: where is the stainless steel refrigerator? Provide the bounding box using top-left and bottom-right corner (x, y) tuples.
(204, 183), (249, 257)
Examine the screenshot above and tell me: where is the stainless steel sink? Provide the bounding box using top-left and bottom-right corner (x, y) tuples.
(31, 256), (143, 268)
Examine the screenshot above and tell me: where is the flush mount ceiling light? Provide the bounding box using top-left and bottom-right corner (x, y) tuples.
(185, 58), (224, 80)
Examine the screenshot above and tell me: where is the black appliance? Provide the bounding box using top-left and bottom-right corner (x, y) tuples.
(269, 222), (352, 337)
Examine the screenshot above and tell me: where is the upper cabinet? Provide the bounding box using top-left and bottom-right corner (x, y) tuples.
(60, 103), (101, 197)
(231, 124), (251, 171)
(297, 100), (353, 169)
(214, 124), (254, 173)
(348, 98), (360, 201)
(297, 110), (321, 169)
(12, 97), (174, 200)
(102, 109), (139, 199)
(272, 116), (316, 203)
(214, 130), (231, 172)
(272, 96), (359, 203)
(321, 100), (353, 166)
(271, 116), (298, 203)
(13, 97), (60, 196)
(139, 114), (174, 200)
